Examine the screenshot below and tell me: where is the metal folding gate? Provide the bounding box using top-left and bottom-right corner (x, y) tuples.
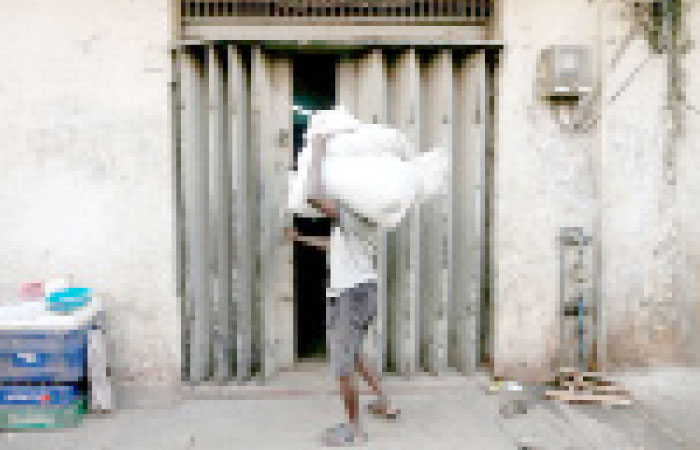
(174, 45), (491, 383)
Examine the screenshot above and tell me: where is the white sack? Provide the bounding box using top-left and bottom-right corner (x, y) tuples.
(326, 124), (413, 159)
(306, 106), (360, 139)
(413, 146), (449, 202)
(321, 147), (449, 228)
(322, 154), (421, 229)
(287, 108), (449, 228)
(287, 141), (314, 214)
(287, 107), (360, 215)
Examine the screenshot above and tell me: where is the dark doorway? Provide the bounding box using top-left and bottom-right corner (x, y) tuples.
(292, 53), (337, 361)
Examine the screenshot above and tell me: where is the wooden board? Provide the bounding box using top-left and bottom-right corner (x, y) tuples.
(546, 369), (632, 406)
(545, 389), (632, 406)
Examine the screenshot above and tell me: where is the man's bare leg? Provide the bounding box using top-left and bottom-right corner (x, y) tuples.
(354, 354), (381, 397)
(338, 374), (362, 438)
(354, 354), (399, 417)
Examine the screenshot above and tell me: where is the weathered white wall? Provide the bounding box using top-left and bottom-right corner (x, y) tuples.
(0, 0), (178, 393)
(0, 0), (695, 393)
(494, 0), (697, 378)
(600, 0), (700, 368)
(494, 0), (600, 380)
(678, 1), (700, 366)
(600, 1), (671, 367)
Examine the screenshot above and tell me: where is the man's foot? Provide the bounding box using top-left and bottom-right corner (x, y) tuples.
(366, 399), (401, 420)
(323, 423), (366, 447)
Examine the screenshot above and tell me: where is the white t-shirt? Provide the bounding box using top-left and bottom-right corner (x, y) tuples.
(327, 205), (379, 298)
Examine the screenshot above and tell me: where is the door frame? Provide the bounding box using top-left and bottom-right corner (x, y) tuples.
(170, 38), (502, 384)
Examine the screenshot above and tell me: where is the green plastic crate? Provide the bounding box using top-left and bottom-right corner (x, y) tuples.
(0, 396), (86, 430)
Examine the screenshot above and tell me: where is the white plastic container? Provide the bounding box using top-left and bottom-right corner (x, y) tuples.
(0, 297), (101, 331)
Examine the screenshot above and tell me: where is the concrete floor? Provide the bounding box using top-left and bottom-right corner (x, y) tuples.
(1, 368), (698, 449)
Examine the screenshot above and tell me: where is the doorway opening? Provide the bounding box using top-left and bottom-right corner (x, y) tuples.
(292, 52), (337, 361)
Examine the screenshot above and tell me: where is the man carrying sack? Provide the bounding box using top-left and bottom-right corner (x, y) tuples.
(288, 107), (447, 446)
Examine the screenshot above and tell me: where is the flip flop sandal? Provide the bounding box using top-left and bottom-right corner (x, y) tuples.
(366, 400), (401, 420)
(322, 423), (366, 447)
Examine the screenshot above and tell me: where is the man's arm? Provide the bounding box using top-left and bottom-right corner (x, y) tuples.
(307, 133), (339, 221)
(297, 234), (330, 251)
(308, 198), (339, 221)
(285, 226), (329, 251)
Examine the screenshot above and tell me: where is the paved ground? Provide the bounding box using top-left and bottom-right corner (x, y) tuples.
(1, 367), (698, 449)
(609, 367), (700, 449)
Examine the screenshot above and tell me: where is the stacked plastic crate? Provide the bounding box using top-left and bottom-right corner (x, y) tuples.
(0, 288), (96, 429)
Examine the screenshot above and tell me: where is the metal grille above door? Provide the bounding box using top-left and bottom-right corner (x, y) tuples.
(181, 1), (492, 22)
(177, 1), (493, 43)
(174, 45), (491, 383)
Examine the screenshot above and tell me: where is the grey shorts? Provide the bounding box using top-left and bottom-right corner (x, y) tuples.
(326, 282), (378, 378)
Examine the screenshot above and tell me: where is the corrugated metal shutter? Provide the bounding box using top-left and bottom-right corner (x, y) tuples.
(175, 45), (490, 382)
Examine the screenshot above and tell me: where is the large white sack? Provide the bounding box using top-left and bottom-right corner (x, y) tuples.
(288, 140), (313, 214)
(413, 146), (449, 202)
(326, 124), (413, 159)
(287, 171), (323, 217)
(289, 148), (449, 224)
(289, 146), (449, 224)
(322, 154), (420, 229)
(306, 106), (415, 159)
(306, 106), (360, 139)
(288, 107), (359, 215)
(287, 107), (449, 225)
(288, 110), (414, 215)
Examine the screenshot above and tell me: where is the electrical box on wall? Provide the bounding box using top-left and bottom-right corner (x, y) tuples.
(539, 46), (593, 100)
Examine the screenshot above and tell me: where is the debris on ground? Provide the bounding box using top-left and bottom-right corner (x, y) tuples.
(499, 398), (529, 418)
(486, 377), (524, 395)
(485, 377), (531, 419)
(544, 367), (633, 407)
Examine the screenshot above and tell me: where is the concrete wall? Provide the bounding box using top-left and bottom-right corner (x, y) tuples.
(599, 0), (668, 367)
(0, 0), (695, 393)
(678, 1), (700, 366)
(601, 0), (700, 368)
(494, 0), (698, 378)
(0, 0), (179, 395)
(493, 0), (600, 380)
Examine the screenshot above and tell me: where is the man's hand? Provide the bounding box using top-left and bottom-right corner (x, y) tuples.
(285, 225), (329, 251)
(308, 197), (340, 221)
(284, 226), (299, 242)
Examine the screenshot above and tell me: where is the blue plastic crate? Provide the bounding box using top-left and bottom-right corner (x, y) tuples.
(0, 330), (86, 353)
(0, 397), (86, 429)
(0, 385), (80, 406)
(0, 330), (87, 383)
